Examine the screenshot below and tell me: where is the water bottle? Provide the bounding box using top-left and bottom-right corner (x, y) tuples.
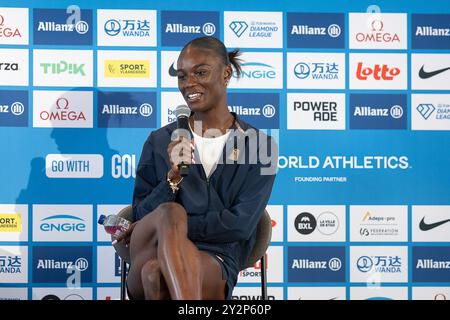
(98, 214), (130, 239)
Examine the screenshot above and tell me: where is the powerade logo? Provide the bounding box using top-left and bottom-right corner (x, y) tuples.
(33, 9), (92, 45)
(0, 90), (28, 127)
(32, 246), (92, 283)
(413, 246), (450, 282)
(227, 93), (279, 129)
(98, 91), (156, 128)
(288, 246), (345, 282)
(161, 11), (219, 46)
(287, 12), (344, 48)
(39, 215), (86, 232)
(350, 94), (407, 129)
(412, 14), (450, 49)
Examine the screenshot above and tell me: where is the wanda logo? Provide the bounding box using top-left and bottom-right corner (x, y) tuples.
(356, 62), (401, 80)
(40, 97), (86, 121)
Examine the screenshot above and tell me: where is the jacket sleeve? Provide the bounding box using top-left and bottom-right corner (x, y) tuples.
(132, 133), (176, 221)
(187, 142), (277, 243)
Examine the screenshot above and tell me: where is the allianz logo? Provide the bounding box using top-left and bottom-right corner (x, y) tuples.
(165, 23), (216, 36)
(101, 103), (153, 117)
(39, 214), (86, 232)
(37, 257), (89, 271)
(234, 62), (277, 79)
(353, 105), (403, 119)
(37, 20), (89, 35)
(416, 259), (450, 269)
(291, 258), (342, 271)
(291, 24), (341, 37)
(228, 105), (276, 118)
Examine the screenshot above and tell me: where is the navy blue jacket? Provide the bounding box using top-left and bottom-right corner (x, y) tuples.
(132, 113), (277, 290)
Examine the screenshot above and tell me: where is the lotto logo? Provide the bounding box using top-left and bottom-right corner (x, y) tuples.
(356, 63), (401, 80)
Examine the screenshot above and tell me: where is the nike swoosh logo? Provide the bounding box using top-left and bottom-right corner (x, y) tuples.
(419, 65), (450, 79)
(419, 217), (450, 231)
(169, 63), (177, 77)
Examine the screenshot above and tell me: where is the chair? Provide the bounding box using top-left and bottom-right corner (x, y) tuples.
(112, 205), (272, 300)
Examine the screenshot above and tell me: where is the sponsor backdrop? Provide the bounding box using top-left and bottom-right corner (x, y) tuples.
(0, 0), (449, 300)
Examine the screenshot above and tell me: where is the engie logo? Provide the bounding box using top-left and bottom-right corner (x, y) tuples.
(350, 246), (408, 283)
(287, 93), (346, 130)
(32, 205), (92, 242)
(33, 9), (92, 45)
(287, 12), (344, 48)
(0, 247), (28, 283)
(287, 52), (345, 89)
(350, 94), (407, 129)
(349, 13), (407, 49)
(224, 11), (283, 48)
(98, 91), (156, 128)
(412, 14), (450, 49)
(413, 246), (450, 282)
(32, 246), (92, 283)
(33, 90), (93, 128)
(228, 52), (283, 89)
(162, 11), (219, 47)
(412, 94), (450, 131)
(227, 93), (279, 129)
(33, 49), (93, 87)
(0, 48), (29, 86)
(350, 53), (407, 90)
(97, 50), (157, 88)
(288, 246), (345, 282)
(0, 90), (28, 127)
(0, 8), (29, 45)
(97, 9), (156, 47)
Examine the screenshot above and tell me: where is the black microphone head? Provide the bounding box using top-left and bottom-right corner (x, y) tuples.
(175, 105), (191, 118)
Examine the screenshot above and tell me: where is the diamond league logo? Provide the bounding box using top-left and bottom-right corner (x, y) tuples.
(417, 103), (435, 119)
(229, 21), (248, 37)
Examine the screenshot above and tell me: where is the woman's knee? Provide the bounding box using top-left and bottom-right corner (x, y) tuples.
(156, 202), (188, 228)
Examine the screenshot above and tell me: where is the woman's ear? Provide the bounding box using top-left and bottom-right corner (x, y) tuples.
(224, 65), (232, 85)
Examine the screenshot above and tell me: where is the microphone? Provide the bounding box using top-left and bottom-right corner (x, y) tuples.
(175, 105), (192, 177)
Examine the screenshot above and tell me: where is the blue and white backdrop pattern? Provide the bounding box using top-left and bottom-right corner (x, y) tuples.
(0, 0), (449, 300)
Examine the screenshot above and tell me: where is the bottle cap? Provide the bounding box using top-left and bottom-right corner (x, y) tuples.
(97, 215), (106, 225)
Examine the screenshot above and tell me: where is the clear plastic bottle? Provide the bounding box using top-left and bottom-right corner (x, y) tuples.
(97, 214), (130, 239)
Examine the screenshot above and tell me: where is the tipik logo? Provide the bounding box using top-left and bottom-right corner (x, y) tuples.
(418, 65), (450, 79)
(40, 61), (85, 76)
(0, 14), (22, 38)
(356, 63), (401, 80)
(229, 21), (248, 37)
(417, 104), (435, 119)
(104, 19), (151, 37)
(419, 216), (450, 231)
(294, 212), (316, 235)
